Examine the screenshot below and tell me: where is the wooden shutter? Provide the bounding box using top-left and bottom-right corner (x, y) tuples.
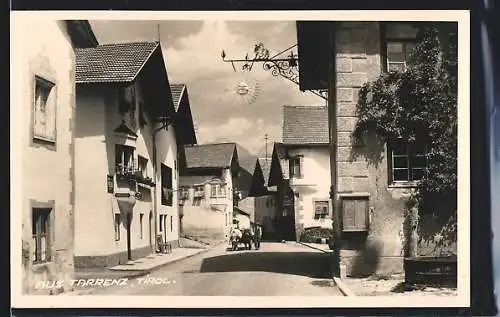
(342, 199), (356, 230)
(342, 197), (369, 231)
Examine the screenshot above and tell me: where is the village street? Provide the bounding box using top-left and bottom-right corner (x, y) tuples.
(85, 242), (342, 296)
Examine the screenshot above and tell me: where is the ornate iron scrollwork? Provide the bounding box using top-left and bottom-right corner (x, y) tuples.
(221, 42), (327, 100)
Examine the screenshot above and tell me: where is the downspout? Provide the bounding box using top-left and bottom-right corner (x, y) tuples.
(328, 21), (341, 277)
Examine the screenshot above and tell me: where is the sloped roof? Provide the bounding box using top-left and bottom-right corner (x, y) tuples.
(282, 105), (329, 144)
(184, 143), (237, 169)
(75, 41), (160, 83)
(170, 83), (186, 112)
(257, 157), (272, 186)
(179, 176), (223, 187)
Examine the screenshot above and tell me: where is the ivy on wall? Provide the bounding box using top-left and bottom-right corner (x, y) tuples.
(353, 24), (458, 242)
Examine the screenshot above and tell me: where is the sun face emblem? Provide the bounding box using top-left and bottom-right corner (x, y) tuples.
(225, 70), (261, 105)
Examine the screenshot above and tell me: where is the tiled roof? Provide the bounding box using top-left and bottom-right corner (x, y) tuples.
(179, 175), (222, 186)
(257, 157), (272, 186)
(75, 41), (160, 83)
(170, 83), (186, 112)
(184, 143), (237, 169)
(282, 105), (329, 144)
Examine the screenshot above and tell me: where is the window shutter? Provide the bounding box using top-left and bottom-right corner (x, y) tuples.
(298, 156), (304, 178)
(342, 199), (356, 230)
(354, 199), (368, 230)
(342, 197), (369, 231)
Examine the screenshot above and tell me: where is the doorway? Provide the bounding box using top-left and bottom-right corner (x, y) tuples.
(126, 213), (132, 260)
(149, 211), (153, 252)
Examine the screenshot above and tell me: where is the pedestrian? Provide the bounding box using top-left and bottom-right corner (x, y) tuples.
(254, 223), (262, 250)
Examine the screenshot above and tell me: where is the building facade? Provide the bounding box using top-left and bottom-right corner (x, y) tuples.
(73, 41), (190, 268)
(247, 158), (277, 239)
(178, 143), (240, 241)
(268, 106), (332, 242)
(295, 21), (457, 276)
(15, 20), (98, 294)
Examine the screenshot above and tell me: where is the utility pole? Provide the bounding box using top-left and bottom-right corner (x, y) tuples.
(264, 134), (269, 160)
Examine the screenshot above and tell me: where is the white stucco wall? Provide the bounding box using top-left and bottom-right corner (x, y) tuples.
(288, 147), (332, 229)
(14, 19), (76, 293)
(75, 78), (179, 264)
(254, 195), (276, 233)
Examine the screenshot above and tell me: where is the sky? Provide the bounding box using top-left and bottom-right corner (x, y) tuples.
(89, 20), (323, 156)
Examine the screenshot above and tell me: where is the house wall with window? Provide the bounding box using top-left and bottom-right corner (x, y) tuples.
(178, 180), (228, 241)
(74, 75), (178, 267)
(16, 20), (79, 294)
(286, 147), (332, 239)
(254, 195), (277, 238)
(332, 21), (423, 276)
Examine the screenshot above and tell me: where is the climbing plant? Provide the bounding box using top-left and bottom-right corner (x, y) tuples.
(354, 24), (458, 226)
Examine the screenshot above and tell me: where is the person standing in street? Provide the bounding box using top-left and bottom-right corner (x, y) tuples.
(254, 223), (262, 250)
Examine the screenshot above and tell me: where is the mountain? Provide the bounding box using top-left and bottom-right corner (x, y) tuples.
(234, 144), (257, 199)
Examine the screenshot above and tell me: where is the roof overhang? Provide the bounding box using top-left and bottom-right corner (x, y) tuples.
(296, 21), (333, 91)
(66, 20), (99, 48)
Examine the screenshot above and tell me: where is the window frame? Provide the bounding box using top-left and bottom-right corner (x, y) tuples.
(32, 207), (52, 264)
(115, 144), (135, 174)
(387, 138), (428, 185)
(381, 22), (419, 73)
(313, 199), (330, 220)
(32, 75), (57, 147)
(289, 156), (303, 179)
(137, 156), (148, 178)
(161, 164), (173, 206)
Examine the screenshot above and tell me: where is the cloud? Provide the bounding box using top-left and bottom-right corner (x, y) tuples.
(89, 20), (326, 154)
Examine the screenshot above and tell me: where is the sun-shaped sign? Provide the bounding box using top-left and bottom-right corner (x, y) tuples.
(224, 70), (261, 105)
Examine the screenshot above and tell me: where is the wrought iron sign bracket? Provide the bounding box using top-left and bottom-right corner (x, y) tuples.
(221, 43), (327, 100)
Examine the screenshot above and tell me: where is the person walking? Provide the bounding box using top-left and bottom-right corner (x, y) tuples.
(254, 223), (263, 250)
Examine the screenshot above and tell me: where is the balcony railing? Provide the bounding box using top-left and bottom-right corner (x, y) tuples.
(116, 163), (155, 186)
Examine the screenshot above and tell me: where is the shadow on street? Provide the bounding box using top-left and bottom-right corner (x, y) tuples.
(199, 251), (331, 279)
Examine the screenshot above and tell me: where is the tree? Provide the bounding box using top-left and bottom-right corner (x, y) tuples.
(353, 23), (458, 253)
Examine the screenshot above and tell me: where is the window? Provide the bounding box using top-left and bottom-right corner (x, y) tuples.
(140, 214), (144, 239)
(179, 187), (189, 200)
(384, 23), (418, 73)
(32, 208), (51, 264)
(161, 164), (173, 206)
(194, 185), (205, 199)
(289, 156), (302, 179)
(219, 185), (226, 197)
(342, 197), (369, 231)
(33, 76), (56, 143)
(115, 144), (135, 174)
(114, 214), (121, 241)
(138, 156), (148, 178)
(386, 42), (417, 72)
(211, 184), (217, 198)
(159, 215), (164, 232)
(314, 201), (329, 220)
(388, 139), (427, 183)
(170, 216), (173, 232)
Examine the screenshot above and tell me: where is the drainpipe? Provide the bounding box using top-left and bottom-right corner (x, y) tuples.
(152, 118), (171, 252)
(327, 21), (341, 278)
